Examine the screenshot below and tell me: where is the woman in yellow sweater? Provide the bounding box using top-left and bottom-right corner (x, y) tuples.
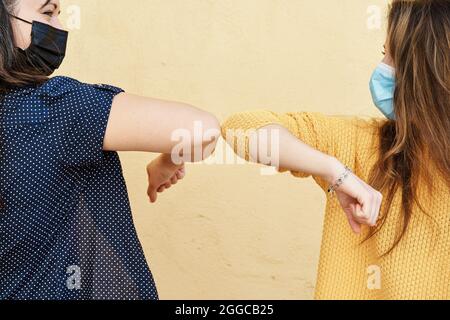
(221, 0), (450, 299)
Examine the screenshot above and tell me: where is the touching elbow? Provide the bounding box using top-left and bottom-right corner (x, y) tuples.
(202, 112), (221, 144)
(189, 111), (220, 161)
(201, 113), (220, 158)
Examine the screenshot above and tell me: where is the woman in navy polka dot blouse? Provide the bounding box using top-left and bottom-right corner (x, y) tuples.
(0, 0), (220, 300)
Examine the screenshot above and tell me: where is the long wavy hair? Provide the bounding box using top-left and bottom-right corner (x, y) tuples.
(364, 0), (450, 256)
(0, 0), (48, 93)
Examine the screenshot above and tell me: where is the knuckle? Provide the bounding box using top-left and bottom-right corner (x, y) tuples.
(355, 210), (365, 219)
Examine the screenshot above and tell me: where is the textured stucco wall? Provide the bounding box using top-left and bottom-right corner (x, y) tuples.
(58, 0), (388, 299)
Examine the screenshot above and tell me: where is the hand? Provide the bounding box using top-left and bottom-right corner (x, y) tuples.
(146, 154), (186, 203)
(327, 159), (383, 234)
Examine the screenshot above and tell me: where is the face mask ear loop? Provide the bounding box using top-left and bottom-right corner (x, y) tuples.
(8, 13), (33, 25)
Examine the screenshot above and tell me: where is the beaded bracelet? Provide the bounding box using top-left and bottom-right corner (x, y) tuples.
(327, 165), (352, 194)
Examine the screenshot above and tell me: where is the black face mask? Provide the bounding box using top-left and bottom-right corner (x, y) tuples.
(10, 15), (68, 76)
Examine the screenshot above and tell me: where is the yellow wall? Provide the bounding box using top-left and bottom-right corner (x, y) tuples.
(58, 0), (389, 299)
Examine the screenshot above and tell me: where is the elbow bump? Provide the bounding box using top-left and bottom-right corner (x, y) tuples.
(201, 113), (221, 143)
(188, 112), (220, 150)
(220, 113), (249, 140)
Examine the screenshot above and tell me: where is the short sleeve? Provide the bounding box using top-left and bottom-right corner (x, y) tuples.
(61, 83), (125, 168)
(221, 110), (366, 192)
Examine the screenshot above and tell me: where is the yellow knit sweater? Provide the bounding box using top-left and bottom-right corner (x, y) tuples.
(221, 110), (450, 300)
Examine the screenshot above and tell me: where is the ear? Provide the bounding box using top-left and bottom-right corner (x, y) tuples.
(10, 18), (33, 50)
(382, 47), (395, 68)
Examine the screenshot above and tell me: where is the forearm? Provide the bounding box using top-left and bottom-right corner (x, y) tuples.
(221, 110), (342, 183)
(248, 124), (340, 183)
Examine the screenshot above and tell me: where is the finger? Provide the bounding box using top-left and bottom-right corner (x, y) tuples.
(354, 203), (370, 225)
(171, 175), (178, 185)
(356, 194), (372, 224)
(157, 186), (166, 193)
(149, 188), (157, 203)
(369, 193), (378, 226)
(177, 171), (185, 180)
(364, 193), (375, 226)
(346, 204), (362, 234)
(164, 182), (171, 189)
(352, 203), (363, 223)
(368, 192), (381, 226)
(353, 202), (364, 221)
(354, 178), (377, 226)
(371, 193), (382, 225)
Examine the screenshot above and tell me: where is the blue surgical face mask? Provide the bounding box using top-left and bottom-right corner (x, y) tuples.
(369, 62), (396, 120)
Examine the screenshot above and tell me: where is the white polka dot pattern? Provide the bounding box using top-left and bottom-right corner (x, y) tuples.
(0, 76), (158, 300)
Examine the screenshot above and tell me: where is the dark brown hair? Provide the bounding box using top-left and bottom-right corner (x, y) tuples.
(365, 0), (450, 256)
(0, 0), (48, 93)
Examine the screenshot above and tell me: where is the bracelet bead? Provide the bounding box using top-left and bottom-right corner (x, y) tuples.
(327, 165), (352, 194)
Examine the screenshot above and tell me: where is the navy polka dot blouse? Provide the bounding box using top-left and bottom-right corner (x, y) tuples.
(0, 76), (158, 300)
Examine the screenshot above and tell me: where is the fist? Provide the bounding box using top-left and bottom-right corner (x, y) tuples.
(146, 154), (186, 203)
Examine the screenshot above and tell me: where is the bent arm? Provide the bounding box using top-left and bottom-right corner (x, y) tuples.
(103, 93), (220, 162)
(222, 110), (383, 230)
(221, 110), (343, 186)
